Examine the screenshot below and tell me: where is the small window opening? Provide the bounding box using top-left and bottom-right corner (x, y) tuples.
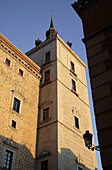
(13, 97), (20, 113)
(41, 160), (48, 170)
(11, 120), (16, 128)
(5, 58), (11, 67)
(72, 80), (76, 91)
(45, 52), (50, 62)
(45, 70), (50, 82)
(71, 61), (75, 72)
(43, 107), (49, 121)
(19, 69), (23, 77)
(74, 116), (79, 129)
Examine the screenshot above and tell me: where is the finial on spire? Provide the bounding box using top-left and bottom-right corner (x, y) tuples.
(50, 10), (54, 28)
(46, 14), (58, 40)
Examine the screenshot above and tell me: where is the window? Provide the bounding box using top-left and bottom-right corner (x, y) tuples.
(74, 116), (79, 129)
(41, 160), (48, 170)
(45, 70), (50, 82)
(5, 58), (11, 67)
(11, 120), (16, 129)
(43, 108), (49, 121)
(19, 69), (23, 77)
(78, 167), (83, 170)
(3, 149), (13, 170)
(71, 61), (75, 72)
(45, 52), (50, 62)
(72, 80), (76, 91)
(13, 97), (20, 113)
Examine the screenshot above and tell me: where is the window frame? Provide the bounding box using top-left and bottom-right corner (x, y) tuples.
(41, 159), (48, 170)
(1, 145), (17, 170)
(18, 68), (24, 77)
(71, 61), (75, 72)
(11, 94), (22, 115)
(11, 119), (17, 129)
(44, 70), (50, 83)
(74, 116), (79, 129)
(12, 97), (21, 113)
(43, 107), (49, 121)
(45, 51), (50, 62)
(5, 58), (11, 67)
(72, 79), (76, 91)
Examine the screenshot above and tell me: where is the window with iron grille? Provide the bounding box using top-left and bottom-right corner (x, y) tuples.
(3, 149), (13, 170)
(5, 58), (11, 67)
(41, 160), (48, 170)
(19, 69), (23, 77)
(43, 108), (49, 121)
(72, 80), (76, 91)
(74, 116), (79, 129)
(13, 97), (20, 113)
(45, 70), (50, 82)
(71, 61), (75, 72)
(45, 52), (50, 62)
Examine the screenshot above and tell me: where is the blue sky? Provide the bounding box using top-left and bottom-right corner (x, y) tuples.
(0, 0), (102, 169)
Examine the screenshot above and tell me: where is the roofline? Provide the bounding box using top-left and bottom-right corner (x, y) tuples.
(26, 34), (86, 67)
(0, 33), (41, 74)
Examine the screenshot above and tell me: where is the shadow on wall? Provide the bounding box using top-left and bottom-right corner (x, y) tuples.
(0, 135), (35, 170)
(58, 147), (98, 170)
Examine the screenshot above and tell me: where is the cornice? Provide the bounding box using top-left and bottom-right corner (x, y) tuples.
(0, 33), (41, 79)
(25, 35), (57, 56)
(56, 34), (87, 67)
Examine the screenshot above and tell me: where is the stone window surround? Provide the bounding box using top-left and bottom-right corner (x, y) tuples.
(18, 68), (24, 77)
(71, 61), (75, 72)
(45, 51), (50, 63)
(1, 143), (17, 170)
(72, 107), (81, 132)
(74, 116), (79, 129)
(44, 70), (50, 83)
(11, 90), (25, 115)
(72, 79), (76, 91)
(5, 57), (11, 68)
(43, 107), (49, 121)
(71, 79), (79, 97)
(10, 118), (18, 130)
(37, 149), (51, 170)
(39, 99), (52, 124)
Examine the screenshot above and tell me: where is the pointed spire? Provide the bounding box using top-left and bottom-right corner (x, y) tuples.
(50, 16), (54, 28)
(46, 16), (58, 40)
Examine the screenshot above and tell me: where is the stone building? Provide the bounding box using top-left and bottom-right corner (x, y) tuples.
(72, 0), (112, 169)
(26, 17), (97, 170)
(0, 33), (41, 170)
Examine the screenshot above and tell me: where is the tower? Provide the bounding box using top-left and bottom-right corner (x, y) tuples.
(26, 17), (97, 170)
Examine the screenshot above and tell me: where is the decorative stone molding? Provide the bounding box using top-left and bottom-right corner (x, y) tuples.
(37, 148), (51, 159)
(3, 138), (18, 149)
(12, 88), (25, 100)
(39, 98), (53, 108)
